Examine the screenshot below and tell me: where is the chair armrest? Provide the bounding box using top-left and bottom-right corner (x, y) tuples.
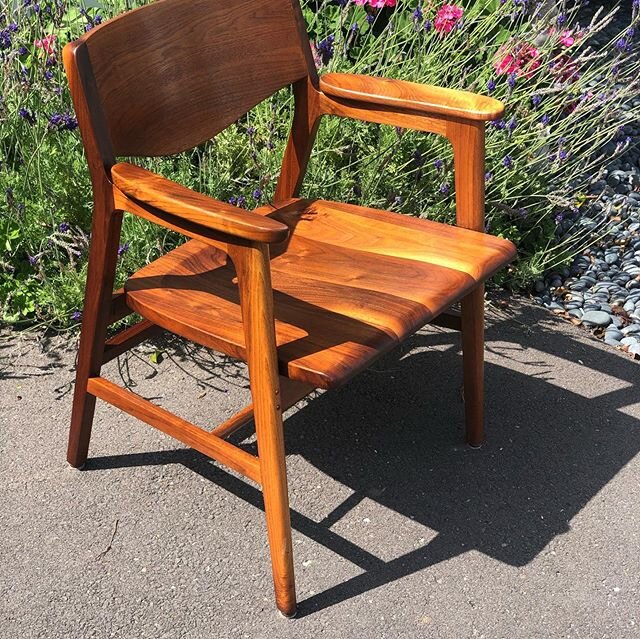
(319, 73), (504, 122)
(111, 162), (289, 244)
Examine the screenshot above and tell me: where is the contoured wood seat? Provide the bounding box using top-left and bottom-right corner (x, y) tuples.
(123, 196), (515, 389)
(63, 0), (516, 618)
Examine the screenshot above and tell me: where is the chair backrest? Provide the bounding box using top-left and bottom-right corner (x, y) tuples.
(67, 0), (312, 158)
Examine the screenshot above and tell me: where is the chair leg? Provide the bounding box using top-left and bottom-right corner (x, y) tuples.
(461, 284), (485, 448)
(68, 210), (123, 468)
(234, 241), (296, 615)
(254, 397), (297, 617)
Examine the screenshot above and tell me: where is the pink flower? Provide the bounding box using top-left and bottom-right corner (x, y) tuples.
(494, 43), (541, 78)
(354, 0), (397, 7)
(434, 4), (464, 34)
(34, 34), (56, 57)
(559, 30), (575, 47)
(552, 54), (580, 83)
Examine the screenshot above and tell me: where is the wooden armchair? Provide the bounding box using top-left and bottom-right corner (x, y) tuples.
(63, 0), (516, 617)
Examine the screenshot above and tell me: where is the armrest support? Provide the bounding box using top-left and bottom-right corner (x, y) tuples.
(320, 73), (504, 123)
(111, 162), (289, 244)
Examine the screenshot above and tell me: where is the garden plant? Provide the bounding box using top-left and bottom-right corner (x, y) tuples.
(0, 0), (638, 327)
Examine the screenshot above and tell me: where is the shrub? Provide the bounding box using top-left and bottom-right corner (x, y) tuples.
(0, 0), (638, 325)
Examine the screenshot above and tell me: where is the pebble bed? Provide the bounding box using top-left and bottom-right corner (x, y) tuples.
(532, 4), (640, 359)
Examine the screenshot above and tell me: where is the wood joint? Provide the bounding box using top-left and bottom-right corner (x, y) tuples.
(102, 319), (165, 363)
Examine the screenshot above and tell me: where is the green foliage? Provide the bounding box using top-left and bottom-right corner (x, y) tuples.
(1, 0), (639, 326)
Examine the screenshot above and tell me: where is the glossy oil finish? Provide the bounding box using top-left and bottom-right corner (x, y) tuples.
(63, 0), (515, 617)
(320, 73), (505, 122)
(75, 0), (308, 157)
(87, 377), (262, 483)
(111, 162), (289, 243)
(124, 199), (515, 389)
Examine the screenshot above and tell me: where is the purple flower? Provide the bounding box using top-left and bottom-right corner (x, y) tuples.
(252, 188), (262, 200)
(507, 116), (517, 132)
(615, 38), (629, 51)
(58, 222), (70, 232)
(487, 78), (496, 92)
(71, 310), (82, 321)
(557, 13), (566, 26)
(246, 126), (255, 137)
(18, 107), (36, 124)
(540, 114), (550, 125)
(502, 155), (513, 169)
(423, 20), (432, 31)
(507, 73), (517, 89)
(558, 149), (568, 161)
(18, 45), (27, 55)
(0, 29), (12, 51)
(485, 171), (493, 183)
(439, 182), (450, 195)
(117, 243), (129, 256)
(413, 6), (423, 22)
(433, 158), (444, 171)
(28, 254), (38, 266)
(48, 112), (78, 131)
(350, 23), (359, 33)
(531, 94), (542, 107)
(317, 35), (335, 65)
(554, 212), (564, 224)
(44, 70), (54, 81)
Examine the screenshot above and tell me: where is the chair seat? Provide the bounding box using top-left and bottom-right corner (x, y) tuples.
(124, 198), (515, 388)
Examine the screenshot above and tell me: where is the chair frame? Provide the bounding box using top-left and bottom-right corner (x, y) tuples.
(64, 0), (505, 618)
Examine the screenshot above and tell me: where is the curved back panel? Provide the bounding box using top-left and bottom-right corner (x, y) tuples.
(74, 0), (310, 157)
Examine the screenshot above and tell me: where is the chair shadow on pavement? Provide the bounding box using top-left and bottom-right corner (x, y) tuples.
(87, 302), (640, 617)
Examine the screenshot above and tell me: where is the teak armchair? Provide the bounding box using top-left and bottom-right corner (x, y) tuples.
(63, 0), (516, 617)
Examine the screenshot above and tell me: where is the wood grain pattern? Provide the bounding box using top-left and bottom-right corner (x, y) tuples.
(72, 0), (308, 157)
(320, 73), (504, 122)
(63, 0), (515, 616)
(124, 198), (515, 389)
(112, 162), (289, 244)
(461, 286), (485, 447)
(233, 242), (296, 616)
(87, 376), (261, 483)
(275, 78), (322, 201)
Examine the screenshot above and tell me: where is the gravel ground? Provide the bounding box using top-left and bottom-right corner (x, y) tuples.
(533, 2), (640, 356)
(1, 297), (639, 638)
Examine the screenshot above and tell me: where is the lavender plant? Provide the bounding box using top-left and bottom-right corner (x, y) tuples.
(0, 0), (638, 326)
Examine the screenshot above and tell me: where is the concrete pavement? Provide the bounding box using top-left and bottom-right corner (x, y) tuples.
(1, 297), (638, 638)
